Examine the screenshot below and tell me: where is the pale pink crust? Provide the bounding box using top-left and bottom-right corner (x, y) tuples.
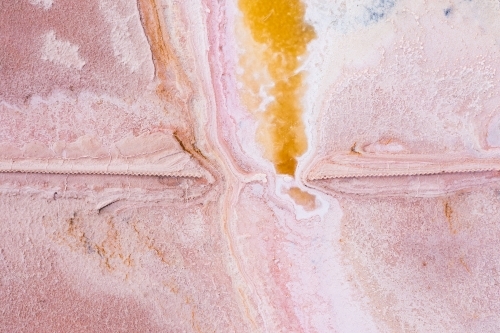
(231, 184), (303, 332)
(0, 243), (164, 333)
(306, 0), (500, 167)
(302, 0), (500, 331)
(314, 43), (500, 156)
(0, 0), (153, 104)
(0, 0), (248, 331)
(337, 186), (500, 332)
(0, 94), (168, 148)
(0, 191), (251, 332)
(4, 0), (500, 332)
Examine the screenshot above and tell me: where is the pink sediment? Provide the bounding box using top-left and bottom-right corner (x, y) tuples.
(0, 0), (153, 104)
(3, 0), (500, 332)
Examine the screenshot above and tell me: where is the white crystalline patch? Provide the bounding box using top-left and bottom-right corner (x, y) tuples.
(28, 0), (53, 10)
(99, 0), (145, 73)
(363, 140), (408, 154)
(487, 115), (500, 147)
(177, 211), (206, 246)
(41, 31), (85, 70)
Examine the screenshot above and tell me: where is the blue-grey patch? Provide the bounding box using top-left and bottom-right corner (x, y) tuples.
(310, 0), (399, 34)
(364, 0), (396, 24)
(444, 7), (452, 16)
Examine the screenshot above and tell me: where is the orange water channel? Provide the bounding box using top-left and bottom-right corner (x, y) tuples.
(239, 0), (315, 176)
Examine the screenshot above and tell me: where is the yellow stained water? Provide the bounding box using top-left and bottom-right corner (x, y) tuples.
(286, 186), (317, 211)
(239, 0), (315, 176)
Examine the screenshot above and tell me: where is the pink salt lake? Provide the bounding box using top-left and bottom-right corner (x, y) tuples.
(2, 0), (500, 332)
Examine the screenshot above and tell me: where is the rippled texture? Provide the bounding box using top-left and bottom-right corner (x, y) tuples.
(2, 0), (500, 332)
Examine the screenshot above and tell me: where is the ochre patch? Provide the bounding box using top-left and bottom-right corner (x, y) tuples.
(286, 186), (317, 211)
(239, 0), (315, 175)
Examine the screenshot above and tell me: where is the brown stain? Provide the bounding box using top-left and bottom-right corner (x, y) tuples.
(379, 137), (394, 145)
(163, 280), (180, 294)
(191, 309), (203, 333)
(132, 222), (173, 265)
(136, 0), (191, 105)
(459, 257), (471, 274)
(286, 187), (317, 211)
(173, 130), (207, 161)
(444, 201), (457, 234)
(67, 217), (81, 241)
(136, 0), (219, 180)
(56, 215), (134, 272)
(95, 219), (127, 271)
(184, 297), (203, 332)
(350, 142), (361, 155)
